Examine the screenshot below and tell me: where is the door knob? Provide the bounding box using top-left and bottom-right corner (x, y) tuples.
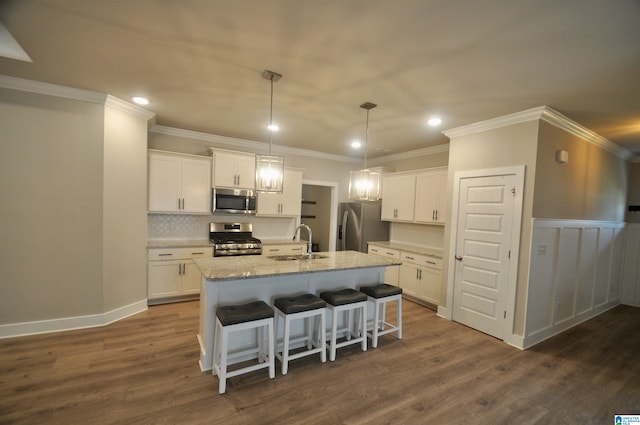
(455, 255), (463, 261)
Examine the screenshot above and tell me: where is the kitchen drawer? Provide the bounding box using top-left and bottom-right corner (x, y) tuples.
(400, 252), (442, 270)
(368, 245), (401, 259)
(148, 247), (213, 261)
(261, 244), (306, 256)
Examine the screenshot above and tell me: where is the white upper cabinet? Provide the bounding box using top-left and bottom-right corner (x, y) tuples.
(212, 150), (255, 189)
(257, 168), (303, 217)
(148, 151), (211, 213)
(381, 174), (416, 222)
(381, 168), (447, 225)
(414, 169), (447, 224)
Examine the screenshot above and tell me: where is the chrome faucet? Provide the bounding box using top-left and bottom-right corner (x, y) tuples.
(293, 224), (313, 258)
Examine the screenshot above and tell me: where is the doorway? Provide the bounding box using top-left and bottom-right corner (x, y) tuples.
(446, 166), (524, 341)
(301, 180), (338, 252)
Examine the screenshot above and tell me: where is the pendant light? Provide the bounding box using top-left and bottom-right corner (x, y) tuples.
(255, 70), (285, 193)
(349, 102), (382, 201)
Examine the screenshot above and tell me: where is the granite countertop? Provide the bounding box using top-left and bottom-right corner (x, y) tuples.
(368, 241), (443, 259)
(147, 239), (213, 249)
(194, 250), (401, 281)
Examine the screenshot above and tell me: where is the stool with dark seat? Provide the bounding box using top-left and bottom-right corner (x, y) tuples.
(359, 283), (403, 348)
(273, 293), (326, 374)
(213, 300), (275, 394)
(319, 288), (367, 361)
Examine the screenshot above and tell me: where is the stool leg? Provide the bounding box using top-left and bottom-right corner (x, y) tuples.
(257, 325), (265, 363)
(268, 319), (275, 379)
(360, 303), (367, 352)
(218, 326), (229, 394)
(319, 309), (327, 363)
(372, 299), (380, 348)
(380, 302), (387, 330)
(397, 296), (403, 340)
(346, 309), (353, 340)
(282, 315), (291, 375)
(330, 307), (338, 361)
(306, 317), (313, 350)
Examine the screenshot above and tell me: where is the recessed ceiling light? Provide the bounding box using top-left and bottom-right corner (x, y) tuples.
(351, 140), (362, 149)
(132, 96), (149, 105)
(427, 117), (442, 127)
(267, 123), (279, 132)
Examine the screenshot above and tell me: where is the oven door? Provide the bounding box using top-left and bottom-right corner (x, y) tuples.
(212, 188), (256, 214)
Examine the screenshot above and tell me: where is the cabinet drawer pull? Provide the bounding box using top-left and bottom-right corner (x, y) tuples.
(385, 251), (395, 256)
(426, 260), (436, 265)
(406, 256), (415, 260)
(269, 248), (280, 252)
(159, 253), (173, 256)
(191, 252), (205, 255)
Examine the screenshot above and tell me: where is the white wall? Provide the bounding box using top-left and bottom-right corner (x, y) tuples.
(621, 223), (640, 307)
(0, 84), (151, 337)
(524, 219), (625, 348)
(102, 104), (149, 312)
(0, 88), (105, 324)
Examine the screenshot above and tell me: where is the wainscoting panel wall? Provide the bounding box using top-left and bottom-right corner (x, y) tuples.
(523, 219), (625, 348)
(622, 223), (640, 307)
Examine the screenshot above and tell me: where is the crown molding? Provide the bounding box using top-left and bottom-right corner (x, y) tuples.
(0, 75), (155, 121)
(150, 124), (362, 164)
(368, 143), (449, 166)
(443, 105), (634, 161)
(0, 74), (106, 103)
(538, 107), (635, 161)
(105, 95), (155, 120)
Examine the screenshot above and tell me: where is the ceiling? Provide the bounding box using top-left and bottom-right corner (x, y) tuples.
(1, 0), (639, 160)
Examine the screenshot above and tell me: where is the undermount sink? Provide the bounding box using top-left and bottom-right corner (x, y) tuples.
(269, 254), (329, 261)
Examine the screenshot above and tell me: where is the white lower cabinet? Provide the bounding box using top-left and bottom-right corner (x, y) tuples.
(367, 245), (400, 286)
(399, 252), (442, 306)
(261, 243), (307, 256)
(147, 247), (213, 303)
(368, 243), (442, 306)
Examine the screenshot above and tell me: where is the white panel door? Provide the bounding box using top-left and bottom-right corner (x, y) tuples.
(452, 174), (516, 339)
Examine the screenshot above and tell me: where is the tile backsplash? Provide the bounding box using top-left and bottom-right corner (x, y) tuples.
(148, 214), (299, 241)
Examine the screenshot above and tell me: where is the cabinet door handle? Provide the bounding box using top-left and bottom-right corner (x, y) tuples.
(182, 198), (185, 210)
(418, 269), (422, 279)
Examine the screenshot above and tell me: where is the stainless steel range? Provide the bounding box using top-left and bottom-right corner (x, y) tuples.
(209, 222), (262, 257)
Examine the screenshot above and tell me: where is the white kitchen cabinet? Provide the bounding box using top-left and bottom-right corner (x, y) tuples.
(261, 243), (307, 256)
(381, 174), (416, 222)
(147, 246), (213, 304)
(414, 169), (447, 224)
(367, 245), (400, 286)
(398, 252), (442, 306)
(148, 151), (211, 213)
(213, 150), (255, 189)
(256, 169), (303, 217)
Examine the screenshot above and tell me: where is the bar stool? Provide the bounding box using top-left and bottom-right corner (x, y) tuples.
(359, 283), (403, 348)
(319, 289), (367, 361)
(273, 293), (327, 374)
(213, 300), (275, 394)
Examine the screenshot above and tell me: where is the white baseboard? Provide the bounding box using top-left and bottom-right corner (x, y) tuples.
(0, 299), (148, 339)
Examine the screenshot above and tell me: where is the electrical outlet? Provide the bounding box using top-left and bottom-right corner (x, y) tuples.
(538, 245), (547, 255)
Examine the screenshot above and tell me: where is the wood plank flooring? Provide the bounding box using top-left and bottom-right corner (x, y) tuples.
(1, 300), (639, 424)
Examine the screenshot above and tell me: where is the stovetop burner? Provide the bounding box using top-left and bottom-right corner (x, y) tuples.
(209, 222), (262, 256)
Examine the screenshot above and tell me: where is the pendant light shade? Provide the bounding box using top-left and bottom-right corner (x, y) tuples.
(349, 102), (382, 201)
(255, 70), (285, 193)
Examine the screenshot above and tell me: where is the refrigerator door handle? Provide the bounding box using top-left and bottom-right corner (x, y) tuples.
(341, 210), (349, 251)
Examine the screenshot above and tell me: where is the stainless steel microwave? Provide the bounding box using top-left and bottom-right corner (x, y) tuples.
(212, 188), (257, 214)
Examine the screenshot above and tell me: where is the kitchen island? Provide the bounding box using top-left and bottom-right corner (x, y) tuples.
(194, 250), (401, 371)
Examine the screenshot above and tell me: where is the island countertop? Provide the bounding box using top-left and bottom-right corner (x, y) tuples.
(194, 250), (401, 281)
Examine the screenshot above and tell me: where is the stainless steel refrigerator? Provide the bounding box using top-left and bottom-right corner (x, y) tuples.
(337, 202), (390, 252)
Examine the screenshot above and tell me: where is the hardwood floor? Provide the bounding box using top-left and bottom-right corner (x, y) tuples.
(1, 300), (639, 424)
